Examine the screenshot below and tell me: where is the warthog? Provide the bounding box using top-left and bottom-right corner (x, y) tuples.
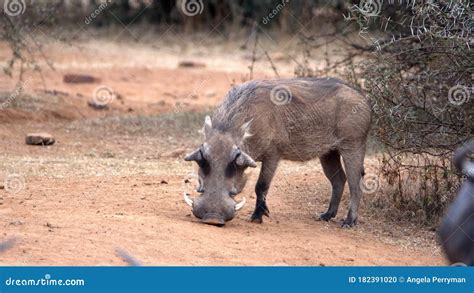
(439, 140), (474, 266)
(184, 77), (371, 227)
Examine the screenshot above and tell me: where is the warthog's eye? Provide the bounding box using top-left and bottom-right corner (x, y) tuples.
(225, 161), (237, 178)
(225, 151), (242, 178)
(197, 155), (211, 176)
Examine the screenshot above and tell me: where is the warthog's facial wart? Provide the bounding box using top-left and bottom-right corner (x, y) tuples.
(184, 115), (256, 226)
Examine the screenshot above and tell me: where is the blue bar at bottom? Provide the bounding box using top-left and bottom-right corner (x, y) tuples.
(0, 266), (472, 292)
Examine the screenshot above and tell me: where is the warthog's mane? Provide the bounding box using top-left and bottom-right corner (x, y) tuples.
(212, 77), (352, 133)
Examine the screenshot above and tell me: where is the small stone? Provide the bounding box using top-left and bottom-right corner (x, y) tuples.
(25, 133), (55, 146)
(178, 61), (206, 68)
(9, 220), (24, 226)
(100, 152), (115, 158)
(63, 74), (99, 84)
(205, 90), (216, 98)
(87, 99), (108, 110)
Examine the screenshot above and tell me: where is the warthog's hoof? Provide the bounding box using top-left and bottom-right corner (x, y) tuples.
(250, 206), (270, 224)
(341, 218), (357, 228)
(250, 216), (263, 224)
(319, 211), (336, 222)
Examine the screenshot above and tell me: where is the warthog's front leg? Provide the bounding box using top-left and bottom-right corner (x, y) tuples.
(251, 156), (280, 223)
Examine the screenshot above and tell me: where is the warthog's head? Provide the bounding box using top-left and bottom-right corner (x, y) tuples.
(184, 115), (256, 226)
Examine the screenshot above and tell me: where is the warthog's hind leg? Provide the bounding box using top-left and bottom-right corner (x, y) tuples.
(319, 150), (347, 221)
(341, 147), (366, 228)
(251, 157), (279, 223)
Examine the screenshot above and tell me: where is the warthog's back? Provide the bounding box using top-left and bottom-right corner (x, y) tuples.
(212, 78), (371, 161)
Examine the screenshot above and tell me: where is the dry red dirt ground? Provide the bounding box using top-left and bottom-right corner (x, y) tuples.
(0, 35), (445, 266)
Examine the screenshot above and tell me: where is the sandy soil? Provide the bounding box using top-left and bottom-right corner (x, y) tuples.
(0, 35), (445, 266)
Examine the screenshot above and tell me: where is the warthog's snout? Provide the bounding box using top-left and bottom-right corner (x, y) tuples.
(184, 192), (247, 226)
(201, 213), (226, 226)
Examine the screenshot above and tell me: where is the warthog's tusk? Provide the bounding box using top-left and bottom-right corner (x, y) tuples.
(235, 197), (246, 211)
(184, 192), (194, 207)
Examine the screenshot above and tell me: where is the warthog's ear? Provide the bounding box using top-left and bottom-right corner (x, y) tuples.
(199, 115), (213, 139)
(184, 148), (202, 162)
(240, 119), (253, 140)
(236, 151), (257, 168)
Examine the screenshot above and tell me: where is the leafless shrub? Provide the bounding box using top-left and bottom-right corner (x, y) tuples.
(343, 0), (473, 223)
(0, 4), (60, 90)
